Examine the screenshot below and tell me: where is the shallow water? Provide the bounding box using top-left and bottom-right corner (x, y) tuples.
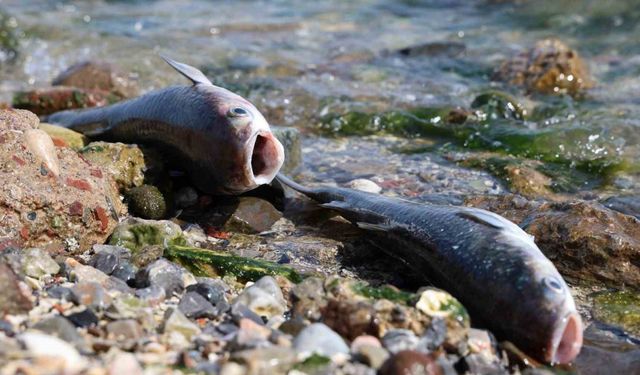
(1, 0), (639, 372)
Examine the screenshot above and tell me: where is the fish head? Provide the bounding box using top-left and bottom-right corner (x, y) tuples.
(503, 253), (583, 365)
(198, 84), (285, 194)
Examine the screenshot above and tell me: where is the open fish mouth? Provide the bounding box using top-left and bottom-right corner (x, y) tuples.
(248, 131), (285, 186)
(548, 311), (583, 364)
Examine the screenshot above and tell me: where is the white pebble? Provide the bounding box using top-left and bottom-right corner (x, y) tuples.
(347, 179), (382, 194)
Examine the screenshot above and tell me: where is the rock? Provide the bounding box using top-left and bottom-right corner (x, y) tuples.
(379, 350), (442, 375)
(394, 41), (466, 58)
(272, 126), (302, 174)
(79, 142), (164, 191)
(64, 258), (110, 285)
(186, 281), (229, 313)
(346, 179), (382, 194)
(12, 87), (119, 116)
(38, 123), (87, 149)
(19, 332), (86, 374)
(107, 352), (143, 375)
(131, 245), (164, 268)
(462, 353), (506, 374)
(224, 197), (283, 234)
(134, 285), (166, 306)
(591, 290), (640, 337)
(46, 285), (74, 300)
(106, 319), (143, 341)
(52, 60), (138, 99)
(32, 316), (83, 348)
(0, 110), (125, 253)
(293, 323), (349, 358)
(21, 247), (60, 278)
(126, 185), (167, 220)
(231, 303), (265, 326)
(382, 329), (419, 354)
(112, 262), (138, 285)
(108, 217), (184, 253)
(71, 282), (112, 310)
(494, 38), (594, 96)
(136, 258), (195, 297)
(522, 201), (640, 288)
(231, 347), (297, 374)
(356, 344), (390, 370)
(233, 276), (287, 319)
(602, 195), (640, 219)
(0, 261), (32, 314)
(64, 308), (99, 328)
(163, 308), (201, 345)
(230, 318), (272, 350)
(89, 245), (130, 275)
(178, 292), (219, 319)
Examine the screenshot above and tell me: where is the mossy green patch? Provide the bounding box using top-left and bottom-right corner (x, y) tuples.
(108, 224), (186, 253)
(351, 282), (415, 305)
(164, 244), (303, 283)
(592, 290), (640, 337)
(292, 354), (331, 373)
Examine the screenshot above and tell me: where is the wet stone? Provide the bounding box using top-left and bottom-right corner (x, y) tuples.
(178, 292), (219, 319)
(71, 282), (112, 310)
(64, 258), (109, 285)
(223, 197), (283, 234)
(231, 303), (266, 326)
(233, 276), (287, 319)
(65, 308), (99, 328)
(131, 245), (164, 268)
(356, 344), (390, 370)
(126, 185), (167, 220)
(602, 195), (640, 219)
(111, 262), (137, 285)
(347, 178), (382, 194)
(163, 308), (201, 343)
(230, 318), (272, 350)
(293, 323), (349, 358)
(186, 281), (229, 312)
(52, 60), (138, 99)
(90, 244), (130, 275)
(418, 318), (447, 352)
(379, 350), (443, 375)
(272, 126), (302, 174)
(382, 329), (419, 354)
(136, 258), (194, 297)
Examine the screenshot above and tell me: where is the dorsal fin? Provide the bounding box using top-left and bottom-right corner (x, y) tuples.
(160, 54), (213, 86)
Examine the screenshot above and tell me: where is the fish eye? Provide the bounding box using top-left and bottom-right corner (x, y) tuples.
(543, 277), (564, 293)
(228, 107), (249, 117)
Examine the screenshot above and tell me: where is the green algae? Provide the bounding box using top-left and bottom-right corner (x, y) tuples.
(592, 290), (640, 337)
(292, 354), (331, 373)
(351, 282), (415, 305)
(164, 244), (303, 283)
(471, 91), (526, 121)
(108, 223), (186, 253)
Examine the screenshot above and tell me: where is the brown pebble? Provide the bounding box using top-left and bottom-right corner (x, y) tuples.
(379, 350), (442, 375)
(94, 206), (109, 232)
(66, 178), (92, 191)
(69, 202), (84, 216)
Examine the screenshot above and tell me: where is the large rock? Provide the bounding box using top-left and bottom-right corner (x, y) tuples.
(52, 61), (138, 99)
(494, 38), (594, 96)
(465, 195), (640, 288)
(0, 109), (126, 254)
(12, 87), (119, 116)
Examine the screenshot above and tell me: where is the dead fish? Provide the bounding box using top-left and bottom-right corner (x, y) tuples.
(276, 174), (583, 364)
(47, 56), (284, 194)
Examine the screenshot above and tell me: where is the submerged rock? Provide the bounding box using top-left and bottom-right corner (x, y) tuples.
(0, 109), (125, 253)
(52, 60), (138, 99)
(591, 290), (640, 337)
(470, 91), (526, 121)
(494, 38), (594, 96)
(602, 195), (640, 219)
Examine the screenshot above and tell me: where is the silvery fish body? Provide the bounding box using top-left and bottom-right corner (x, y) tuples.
(277, 174), (583, 364)
(47, 56), (284, 194)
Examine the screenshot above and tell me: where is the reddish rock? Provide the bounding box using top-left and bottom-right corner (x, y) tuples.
(0, 109), (126, 254)
(52, 61), (138, 99)
(0, 261), (33, 314)
(12, 87), (119, 116)
(379, 350), (442, 375)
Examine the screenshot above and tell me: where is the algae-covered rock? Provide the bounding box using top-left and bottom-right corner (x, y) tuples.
(126, 185), (167, 220)
(592, 290), (640, 337)
(108, 217), (184, 253)
(52, 61), (139, 99)
(494, 38), (594, 96)
(79, 142), (164, 191)
(272, 126), (302, 174)
(38, 123), (87, 149)
(470, 91), (526, 121)
(0, 10), (20, 62)
(12, 87), (120, 116)
(0, 109), (125, 254)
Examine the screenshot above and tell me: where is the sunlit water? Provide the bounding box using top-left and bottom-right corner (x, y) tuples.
(1, 0), (639, 372)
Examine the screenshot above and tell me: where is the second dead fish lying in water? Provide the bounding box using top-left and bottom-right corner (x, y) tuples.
(47, 56), (284, 194)
(277, 174), (583, 364)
